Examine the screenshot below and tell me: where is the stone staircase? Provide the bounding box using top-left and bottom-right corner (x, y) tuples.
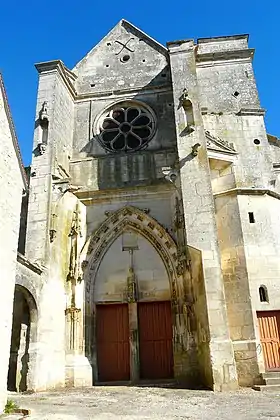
(253, 372), (280, 391)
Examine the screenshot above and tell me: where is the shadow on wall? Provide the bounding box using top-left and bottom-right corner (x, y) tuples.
(188, 246), (213, 389)
(78, 66), (177, 190)
(7, 285), (37, 392)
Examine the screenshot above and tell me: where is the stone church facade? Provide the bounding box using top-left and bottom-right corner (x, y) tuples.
(5, 20), (280, 397)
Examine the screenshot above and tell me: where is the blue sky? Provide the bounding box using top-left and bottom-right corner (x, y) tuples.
(1, 0), (279, 165)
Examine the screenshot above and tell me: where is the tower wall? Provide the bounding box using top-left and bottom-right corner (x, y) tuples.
(168, 39), (238, 391)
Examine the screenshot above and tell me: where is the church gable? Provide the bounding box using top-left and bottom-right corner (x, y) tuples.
(73, 20), (170, 95)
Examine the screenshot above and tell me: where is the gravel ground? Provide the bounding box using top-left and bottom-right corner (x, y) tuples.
(4, 386), (280, 419)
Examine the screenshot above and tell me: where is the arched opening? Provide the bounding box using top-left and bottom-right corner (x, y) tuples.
(183, 98), (195, 129)
(7, 285), (37, 392)
(94, 229), (173, 382)
(259, 285), (269, 303)
(83, 206), (192, 385)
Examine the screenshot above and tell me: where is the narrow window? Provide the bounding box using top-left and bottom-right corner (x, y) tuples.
(248, 212), (255, 223)
(259, 286), (269, 303)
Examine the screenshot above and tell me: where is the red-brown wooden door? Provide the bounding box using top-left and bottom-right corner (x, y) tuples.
(138, 301), (173, 380)
(257, 311), (280, 371)
(96, 304), (130, 381)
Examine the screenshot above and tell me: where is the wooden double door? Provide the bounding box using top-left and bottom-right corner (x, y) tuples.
(96, 301), (173, 382)
(257, 311), (280, 371)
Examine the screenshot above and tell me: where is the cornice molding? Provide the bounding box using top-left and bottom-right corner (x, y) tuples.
(75, 83), (171, 102)
(196, 48), (254, 63)
(197, 34), (249, 44)
(236, 107), (266, 116)
(213, 187), (280, 201)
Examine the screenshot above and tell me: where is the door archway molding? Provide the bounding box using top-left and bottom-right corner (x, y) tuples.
(80, 205), (191, 381)
(81, 205), (181, 306)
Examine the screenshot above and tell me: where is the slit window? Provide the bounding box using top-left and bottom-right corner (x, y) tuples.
(248, 212), (255, 223)
(259, 286), (269, 303)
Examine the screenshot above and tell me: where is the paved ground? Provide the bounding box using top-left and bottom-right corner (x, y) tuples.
(3, 386), (280, 419)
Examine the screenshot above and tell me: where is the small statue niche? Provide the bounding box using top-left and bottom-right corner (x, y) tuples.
(179, 89), (195, 134)
(37, 101), (49, 155)
(39, 101), (49, 127)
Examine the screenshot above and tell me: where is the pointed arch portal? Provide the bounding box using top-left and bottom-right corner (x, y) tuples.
(83, 206), (180, 302)
(82, 206), (190, 383)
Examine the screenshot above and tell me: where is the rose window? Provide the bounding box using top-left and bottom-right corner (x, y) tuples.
(98, 105), (155, 152)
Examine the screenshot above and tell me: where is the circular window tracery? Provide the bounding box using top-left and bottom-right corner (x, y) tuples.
(97, 103), (156, 153)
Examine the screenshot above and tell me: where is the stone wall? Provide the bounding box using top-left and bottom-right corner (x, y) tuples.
(203, 114), (273, 190)
(215, 193), (261, 385)
(238, 194), (280, 372)
(70, 91), (177, 191)
(168, 39), (238, 391)
(197, 34), (279, 385)
(24, 62), (76, 390)
(72, 20), (170, 95)
(0, 77), (25, 412)
(25, 65), (74, 265)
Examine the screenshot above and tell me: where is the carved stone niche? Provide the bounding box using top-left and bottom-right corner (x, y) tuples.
(39, 101), (49, 126)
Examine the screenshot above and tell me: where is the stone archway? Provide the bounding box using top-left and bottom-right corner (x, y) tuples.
(82, 206), (180, 302)
(7, 285), (37, 392)
(81, 206), (191, 383)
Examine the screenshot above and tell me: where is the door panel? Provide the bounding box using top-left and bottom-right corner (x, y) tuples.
(96, 304), (130, 381)
(138, 301), (173, 380)
(257, 311), (280, 371)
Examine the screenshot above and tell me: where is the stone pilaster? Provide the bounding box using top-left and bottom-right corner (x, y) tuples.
(65, 307), (92, 387)
(168, 40), (238, 390)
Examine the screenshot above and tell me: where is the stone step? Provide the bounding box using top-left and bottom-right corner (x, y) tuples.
(263, 377), (280, 385)
(262, 371), (280, 379)
(253, 384), (280, 392)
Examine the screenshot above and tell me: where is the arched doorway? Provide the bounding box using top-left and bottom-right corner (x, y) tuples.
(82, 206), (184, 384)
(94, 229), (173, 382)
(7, 285), (37, 392)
